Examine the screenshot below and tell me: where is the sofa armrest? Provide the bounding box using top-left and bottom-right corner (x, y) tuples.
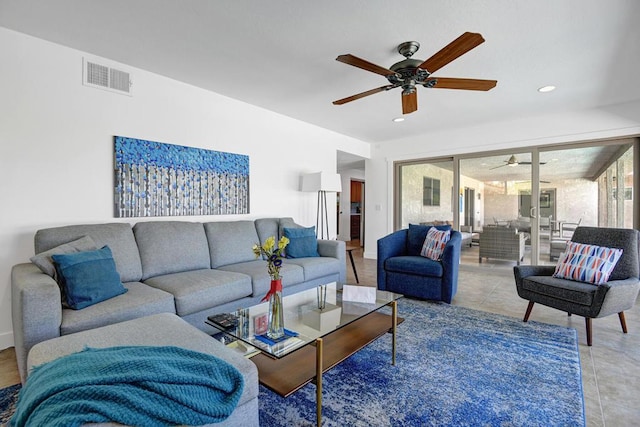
(318, 239), (346, 283)
(11, 263), (63, 383)
(377, 229), (408, 291)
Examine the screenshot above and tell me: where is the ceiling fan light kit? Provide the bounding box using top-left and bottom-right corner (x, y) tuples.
(333, 32), (497, 114)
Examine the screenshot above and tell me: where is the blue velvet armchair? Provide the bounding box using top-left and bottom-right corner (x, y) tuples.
(377, 225), (462, 303)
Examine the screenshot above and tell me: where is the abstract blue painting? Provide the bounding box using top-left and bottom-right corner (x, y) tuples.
(114, 136), (249, 217)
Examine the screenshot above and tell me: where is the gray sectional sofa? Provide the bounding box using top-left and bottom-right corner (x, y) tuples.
(11, 217), (346, 383)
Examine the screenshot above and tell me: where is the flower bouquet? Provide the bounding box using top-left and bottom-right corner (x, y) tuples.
(252, 236), (289, 339)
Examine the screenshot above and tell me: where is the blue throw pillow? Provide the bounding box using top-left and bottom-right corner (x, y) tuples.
(52, 246), (127, 310)
(407, 224), (452, 256)
(283, 226), (320, 258)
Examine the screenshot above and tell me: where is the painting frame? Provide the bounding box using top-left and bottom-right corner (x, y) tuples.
(114, 136), (250, 218)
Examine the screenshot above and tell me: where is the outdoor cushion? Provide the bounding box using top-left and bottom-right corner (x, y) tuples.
(385, 256), (444, 277)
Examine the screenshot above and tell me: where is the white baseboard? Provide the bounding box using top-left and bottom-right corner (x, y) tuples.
(0, 330), (14, 351)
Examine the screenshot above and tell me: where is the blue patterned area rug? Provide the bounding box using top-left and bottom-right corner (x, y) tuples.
(0, 300), (584, 426)
(259, 299), (585, 427)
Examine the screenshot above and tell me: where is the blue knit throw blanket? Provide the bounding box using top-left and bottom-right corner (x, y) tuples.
(10, 346), (245, 427)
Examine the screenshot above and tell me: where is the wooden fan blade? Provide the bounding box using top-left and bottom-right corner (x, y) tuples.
(336, 54), (397, 77)
(333, 85), (396, 105)
(402, 91), (418, 114)
(418, 32), (485, 73)
(426, 77), (497, 91)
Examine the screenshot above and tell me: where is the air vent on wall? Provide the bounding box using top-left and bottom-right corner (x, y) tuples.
(83, 58), (133, 96)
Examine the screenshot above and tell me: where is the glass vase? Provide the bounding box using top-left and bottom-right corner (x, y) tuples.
(267, 279), (285, 340)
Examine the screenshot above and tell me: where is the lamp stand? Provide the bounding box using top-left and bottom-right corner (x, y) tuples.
(316, 190), (330, 240)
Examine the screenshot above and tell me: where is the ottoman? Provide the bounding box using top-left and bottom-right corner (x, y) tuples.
(26, 313), (259, 427)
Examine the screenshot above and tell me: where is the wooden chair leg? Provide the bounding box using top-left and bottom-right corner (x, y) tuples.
(619, 312), (628, 334)
(523, 301), (534, 322)
(585, 317), (593, 346)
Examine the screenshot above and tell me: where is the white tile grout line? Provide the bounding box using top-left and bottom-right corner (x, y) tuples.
(588, 347), (606, 427)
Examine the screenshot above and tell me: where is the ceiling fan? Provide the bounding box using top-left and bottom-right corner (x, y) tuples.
(490, 155), (547, 170)
(332, 32), (497, 115)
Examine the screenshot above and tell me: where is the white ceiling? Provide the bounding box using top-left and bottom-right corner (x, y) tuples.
(1, 0), (639, 148)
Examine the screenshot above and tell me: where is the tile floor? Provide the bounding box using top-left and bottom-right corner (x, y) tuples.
(2, 244), (638, 426)
(346, 243), (640, 427)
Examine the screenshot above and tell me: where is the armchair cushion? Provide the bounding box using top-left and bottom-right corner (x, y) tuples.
(522, 275), (603, 307)
(407, 224), (451, 256)
(385, 256), (444, 277)
(420, 228), (450, 261)
(553, 241), (623, 285)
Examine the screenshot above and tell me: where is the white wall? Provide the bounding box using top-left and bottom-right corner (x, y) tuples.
(364, 102), (640, 258)
(0, 28), (370, 349)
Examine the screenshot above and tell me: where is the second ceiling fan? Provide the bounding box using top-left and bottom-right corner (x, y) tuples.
(490, 155), (547, 170)
(333, 32), (497, 114)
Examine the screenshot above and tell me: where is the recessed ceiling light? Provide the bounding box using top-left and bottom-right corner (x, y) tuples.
(538, 85), (556, 93)
(392, 117), (405, 123)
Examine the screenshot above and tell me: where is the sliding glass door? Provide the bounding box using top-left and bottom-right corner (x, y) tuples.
(396, 159), (454, 229)
(394, 138), (638, 267)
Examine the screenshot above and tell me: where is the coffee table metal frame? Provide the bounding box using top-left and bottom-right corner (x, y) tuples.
(211, 283), (401, 426)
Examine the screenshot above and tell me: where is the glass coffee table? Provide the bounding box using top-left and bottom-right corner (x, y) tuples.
(207, 282), (402, 426)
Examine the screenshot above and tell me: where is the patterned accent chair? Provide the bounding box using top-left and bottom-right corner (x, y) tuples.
(513, 226), (640, 346)
(377, 225), (462, 303)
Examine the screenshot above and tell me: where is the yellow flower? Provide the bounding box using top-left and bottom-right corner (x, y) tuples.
(278, 236), (290, 251)
(252, 235), (290, 280)
(263, 236), (275, 252)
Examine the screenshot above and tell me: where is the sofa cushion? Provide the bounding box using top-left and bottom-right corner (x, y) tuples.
(255, 218), (280, 245)
(52, 246), (128, 310)
(283, 226), (319, 258)
(284, 256), (341, 281)
(553, 241), (623, 285)
(522, 275), (598, 306)
(144, 269), (253, 316)
(204, 221), (260, 268)
(30, 235), (98, 279)
(407, 224), (451, 256)
(420, 228), (451, 261)
(217, 260), (304, 297)
(134, 221), (210, 280)
(35, 223), (143, 282)
(60, 282), (175, 336)
(385, 256), (444, 277)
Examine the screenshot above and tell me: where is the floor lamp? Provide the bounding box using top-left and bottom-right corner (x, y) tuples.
(301, 172), (342, 240)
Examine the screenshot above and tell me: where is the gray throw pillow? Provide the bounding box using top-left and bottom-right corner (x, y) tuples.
(30, 235), (98, 279)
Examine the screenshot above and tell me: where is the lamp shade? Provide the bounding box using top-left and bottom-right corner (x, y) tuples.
(301, 172), (342, 192)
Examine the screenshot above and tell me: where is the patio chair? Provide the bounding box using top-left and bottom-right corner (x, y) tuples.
(561, 218), (581, 238)
(514, 226), (640, 346)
